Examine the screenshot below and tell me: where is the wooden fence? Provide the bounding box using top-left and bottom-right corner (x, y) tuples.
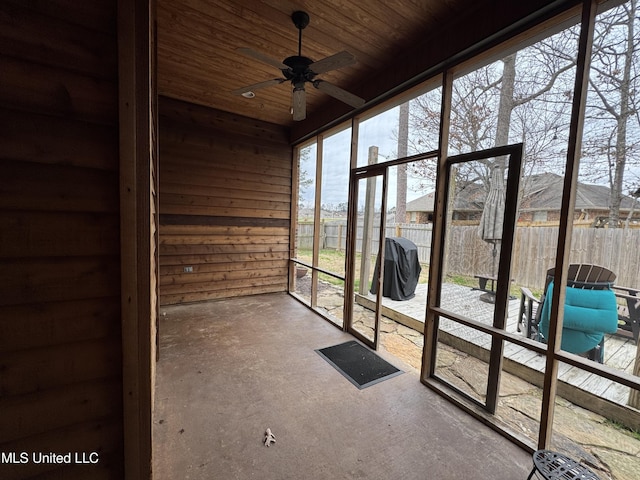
(296, 221), (640, 290)
(297, 221), (433, 265)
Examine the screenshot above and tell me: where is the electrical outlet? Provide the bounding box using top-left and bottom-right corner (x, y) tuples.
(183, 266), (193, 273)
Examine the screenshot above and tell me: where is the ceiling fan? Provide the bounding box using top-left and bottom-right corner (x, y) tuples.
(232, 10), (365, 121)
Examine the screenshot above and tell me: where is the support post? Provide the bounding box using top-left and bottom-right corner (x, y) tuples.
(359, 146), (378, 295)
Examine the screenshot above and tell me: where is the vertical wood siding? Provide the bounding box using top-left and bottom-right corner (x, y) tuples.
(0, 1), (124, 478)
(158, 97), (291, 305)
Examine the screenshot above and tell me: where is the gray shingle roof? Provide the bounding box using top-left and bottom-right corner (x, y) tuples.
(406, 192), (435, 212)
(521, 173), (635, 210)
(406, 172), (636, 213)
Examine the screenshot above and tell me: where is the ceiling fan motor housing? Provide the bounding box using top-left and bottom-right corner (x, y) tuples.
(284, 11), (314, 86)
(282, 56), (316, 84)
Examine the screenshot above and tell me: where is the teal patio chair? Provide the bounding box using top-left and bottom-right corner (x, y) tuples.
(519, 264), (619, 362)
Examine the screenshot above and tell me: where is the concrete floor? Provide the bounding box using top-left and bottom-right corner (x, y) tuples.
(153, 293), (533, 479)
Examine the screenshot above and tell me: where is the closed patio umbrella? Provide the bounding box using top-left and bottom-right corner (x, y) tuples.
(477, 166), (505, 280)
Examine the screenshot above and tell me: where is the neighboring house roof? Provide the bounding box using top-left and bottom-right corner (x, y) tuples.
(406, 192), (435, 212)
(521, 173), (635, 211)
(405, 186), (485, 214)
(406, 183), (485, 213)
(453, 182), (485, 211)
(406, 172), (636, 213)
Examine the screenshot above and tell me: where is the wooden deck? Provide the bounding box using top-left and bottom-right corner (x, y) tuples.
(358, 283), (639, 412)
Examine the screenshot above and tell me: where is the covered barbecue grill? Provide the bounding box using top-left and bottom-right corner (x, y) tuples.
(370, 237), (422, 301)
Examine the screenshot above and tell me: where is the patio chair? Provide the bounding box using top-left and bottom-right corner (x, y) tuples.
(518, 264), (619, 363)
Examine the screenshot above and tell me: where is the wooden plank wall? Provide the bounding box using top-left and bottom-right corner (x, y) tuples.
(0, 1), (125, 479)
(158, 97), (292, 305)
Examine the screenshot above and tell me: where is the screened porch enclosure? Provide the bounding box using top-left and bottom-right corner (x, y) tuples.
(289, 1), (640, 472)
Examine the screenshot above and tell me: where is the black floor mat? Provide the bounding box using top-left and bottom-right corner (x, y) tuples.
(316, 340), (403, 389)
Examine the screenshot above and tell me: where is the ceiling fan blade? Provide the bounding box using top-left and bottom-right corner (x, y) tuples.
(236, 47), (289, 71)
(232, 78), (285, 95)
(313, 80), (365, 108)
(309, 51), (356, 75)
(292, 86), (306, 121)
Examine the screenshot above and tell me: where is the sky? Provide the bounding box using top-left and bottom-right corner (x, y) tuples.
(298, 2), (640, 210)
(299, 106), (436, 209)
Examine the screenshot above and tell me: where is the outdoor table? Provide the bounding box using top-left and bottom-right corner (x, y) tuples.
(526, 450), (601, 480)
(474, 274), (498, 293)
(473, 274), (515, 303)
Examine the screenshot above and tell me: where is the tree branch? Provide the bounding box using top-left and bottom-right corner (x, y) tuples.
(513, 61), (575, 106)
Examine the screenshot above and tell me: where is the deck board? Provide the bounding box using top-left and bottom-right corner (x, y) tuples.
(366, 283), (638, 410)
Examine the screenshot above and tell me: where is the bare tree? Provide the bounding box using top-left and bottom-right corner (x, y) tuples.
(581, 0), (640, 226)
(403, 3), (640, 226)
(408, 26), (577, 197)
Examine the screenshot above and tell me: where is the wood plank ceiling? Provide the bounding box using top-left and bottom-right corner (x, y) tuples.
(157, 0), (475, 128)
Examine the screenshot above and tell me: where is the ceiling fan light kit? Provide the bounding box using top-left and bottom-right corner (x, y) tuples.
(233, 10), (365, 121)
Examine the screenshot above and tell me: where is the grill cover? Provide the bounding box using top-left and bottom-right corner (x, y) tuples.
(370, 237), (421, 301)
